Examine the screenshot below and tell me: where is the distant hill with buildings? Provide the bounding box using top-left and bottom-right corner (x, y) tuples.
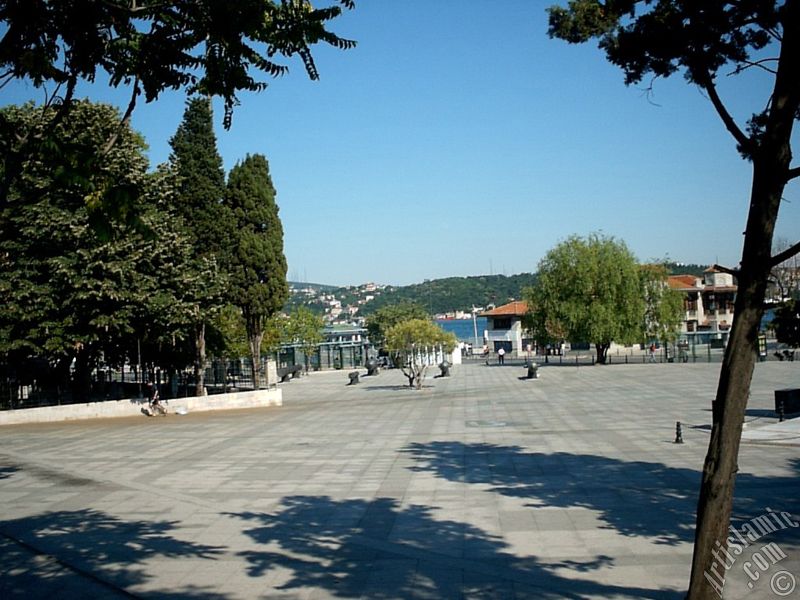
(284, 263), (715, 325)
(284, 273), (538, 324)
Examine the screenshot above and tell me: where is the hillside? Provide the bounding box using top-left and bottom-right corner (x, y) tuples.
(360, 273), (537, 316)
(283, 263), (710, 322)
(284, 273), (538, 320)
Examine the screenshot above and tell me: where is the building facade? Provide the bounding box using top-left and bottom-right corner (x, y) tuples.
(480, 301), (532, 357)
(668, 267), (737, 343)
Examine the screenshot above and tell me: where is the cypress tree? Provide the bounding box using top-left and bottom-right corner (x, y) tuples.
(224, 154), (289, 388)
(168, 97), (230, 395)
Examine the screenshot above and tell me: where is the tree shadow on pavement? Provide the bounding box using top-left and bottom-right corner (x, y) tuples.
(402, 442), (800, 546)
(0, 509), (227, 599)
(229, 495), (682, 599)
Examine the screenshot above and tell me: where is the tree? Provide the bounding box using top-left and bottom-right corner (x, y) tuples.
(772, 298), (800, 348)
(284, 307), (324, 373)
(225, 154), (289, 388)
(365, 302), (429, 347)
(384, 319), (456, 389)
(168, 97), (230, 396)
(769, 237), (800, 301)
(524, 234), (644, 364)
(641, 263), (684, 346)
(547, 3), (800, 597)
(0, 0), (356, 203)
(0, 101), (199, 400)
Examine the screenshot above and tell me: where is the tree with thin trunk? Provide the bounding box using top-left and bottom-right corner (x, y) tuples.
(168, 97), (230, 396)
(524, 234), (644, 364)
(284, 307), (324, 373)
(384, 319), (456, 389)
(641, 263), (684, 348)
(224, 154), (289, 389)
(547, 3), (800, 597)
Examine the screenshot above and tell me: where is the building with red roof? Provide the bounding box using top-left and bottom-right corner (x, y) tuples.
(668, 267), (737, 341)
(480, 301), (532, 357)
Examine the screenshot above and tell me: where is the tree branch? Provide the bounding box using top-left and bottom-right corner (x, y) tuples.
(699, 78), (753, 153)
(101, 78), (140, 155)
(771, 241), (800, 267)
(788, 166), (800, 181)
(728, 57), (779, 76)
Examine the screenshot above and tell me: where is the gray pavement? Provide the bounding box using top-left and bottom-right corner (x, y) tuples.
(1, 361), (798, 599)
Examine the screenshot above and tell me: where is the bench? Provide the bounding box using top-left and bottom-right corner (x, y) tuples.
(775, 388), (800, 415)
(277, 365), (302, 383)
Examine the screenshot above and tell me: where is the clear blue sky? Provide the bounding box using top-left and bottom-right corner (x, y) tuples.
(4, 1), (798, 286)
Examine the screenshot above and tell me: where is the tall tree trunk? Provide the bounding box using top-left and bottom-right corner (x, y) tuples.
(687, 16), (798, 591)
(595, 343), (609, 364)
(194, 321), (206, 397)
(249, 330), (264, 389)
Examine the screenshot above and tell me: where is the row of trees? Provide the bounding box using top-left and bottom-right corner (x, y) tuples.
(0, 98), (293, 399)
(524, 234), (684, 363)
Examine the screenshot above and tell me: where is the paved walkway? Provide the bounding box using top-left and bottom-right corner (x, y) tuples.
(1, 361), (798, 599)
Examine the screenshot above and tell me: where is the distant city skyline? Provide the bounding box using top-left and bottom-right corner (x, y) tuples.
(3, 1), (798, 287)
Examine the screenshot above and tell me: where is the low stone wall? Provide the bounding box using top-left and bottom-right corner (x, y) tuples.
(0, 388), (283, 426)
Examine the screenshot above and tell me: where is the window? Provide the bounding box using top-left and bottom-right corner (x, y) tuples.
(493, 317), (512, 330)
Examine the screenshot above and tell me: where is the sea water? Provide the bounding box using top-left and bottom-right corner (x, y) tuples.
(436, 317), (487, 343)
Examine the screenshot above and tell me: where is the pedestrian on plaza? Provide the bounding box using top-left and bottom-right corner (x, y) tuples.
(648, 343), (657, 363)
(498, 346), (506, 365)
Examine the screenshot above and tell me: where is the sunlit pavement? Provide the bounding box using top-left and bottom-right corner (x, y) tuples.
(1, 361), (798, 599)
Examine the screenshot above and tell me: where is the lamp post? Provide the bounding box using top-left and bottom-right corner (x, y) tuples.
(472, 306), (480, 355)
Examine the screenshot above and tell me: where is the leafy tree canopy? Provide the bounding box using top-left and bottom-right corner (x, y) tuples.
(384, 318), (456, 389)
(0, 0), (356, 129)
(548, 1), (791, 161)
(525, 233), (644, 363)
(225, 153), (288, 320)
(641, 263), (684, 343)
(0, 101), (202, 397)
(284, 306), (324, 371)
(365, 302), (429, 346)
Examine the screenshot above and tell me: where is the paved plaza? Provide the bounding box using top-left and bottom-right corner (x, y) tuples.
(1, 361), (798, 599)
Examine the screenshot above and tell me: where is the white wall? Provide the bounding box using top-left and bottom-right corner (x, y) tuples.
(0, 388), (282, 426)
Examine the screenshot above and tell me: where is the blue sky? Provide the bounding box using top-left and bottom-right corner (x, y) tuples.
(4, 1), (798, 286)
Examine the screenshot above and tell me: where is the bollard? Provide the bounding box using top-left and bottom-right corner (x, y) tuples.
(347, 371), (360, 385)
(778, 400), (785, 423)
(674, 421), (684, 444)
(438, 361), (451, 377)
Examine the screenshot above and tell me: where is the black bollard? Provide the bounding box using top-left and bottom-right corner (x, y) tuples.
(779, 400), (785, 423)
(674, 421), (684, 444)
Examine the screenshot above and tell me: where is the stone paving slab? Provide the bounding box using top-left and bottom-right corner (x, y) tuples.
(0, 361), (798, 599)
